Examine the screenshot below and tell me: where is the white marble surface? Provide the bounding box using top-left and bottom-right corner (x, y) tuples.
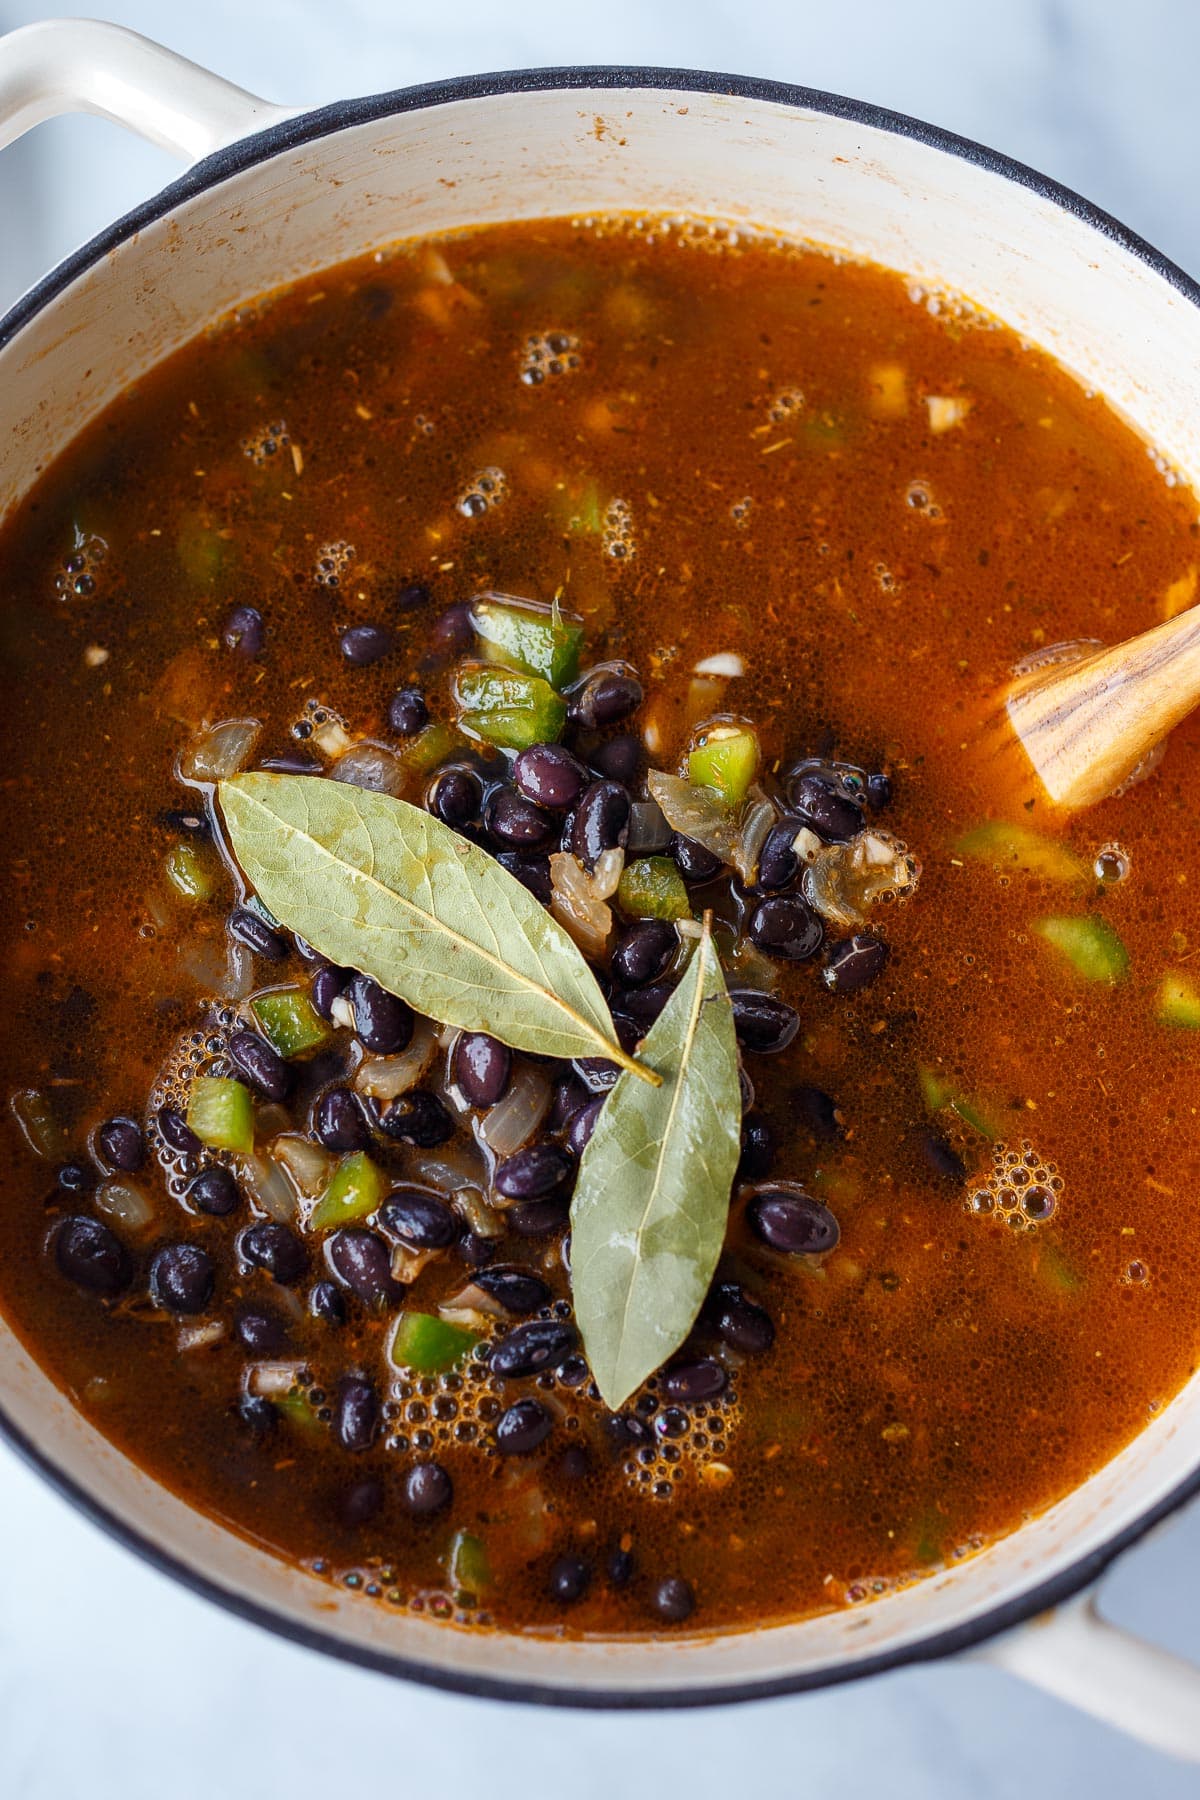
(2, 2), (1200, 1794)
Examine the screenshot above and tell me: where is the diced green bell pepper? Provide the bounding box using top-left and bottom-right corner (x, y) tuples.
(187, 1076), (255, 1154)
(1036, 914), (1129, 983)
(165, 842), (216, 901)
(454, 665), (567, 750)
(274, 1386), (323, 1435)
(688, 724), (760, 806)
(390, 1311), (480, 1374)
(447, 1529), (491, 1598)
(1157, 972), (1200, 1028)
(955, 820), (1085, 885)
(251, 988), (331, 1058)
(310, 1150), (385, 1232)
(918, 1066), (1001, 1140)
(10, 1088), (66, 1160)
(617, 856), (692, 923)
(1035, 1243), (1082, 1297)
(397, 720), (461, 778)
(470, 595), (583, 690)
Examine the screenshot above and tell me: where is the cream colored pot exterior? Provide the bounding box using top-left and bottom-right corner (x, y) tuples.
(1, 18), (1199, 1752)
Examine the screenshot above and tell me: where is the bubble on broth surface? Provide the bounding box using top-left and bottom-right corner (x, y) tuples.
(731, 496), (753, 528)
(315, 541), (355, 588)
(520, 331), (582, 385)
(241, 420), (289, 465)
(904, 480), (943, 520)
(967, 1141), (1063, 1230)
(601, 497), (636, 560)
(769, 387), (805, 424)
(1094, 843), (1131, 884)
(54, 528), (107, 600)
(457, 467), (508, 518)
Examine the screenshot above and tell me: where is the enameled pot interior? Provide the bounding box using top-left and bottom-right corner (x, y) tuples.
(3, 77), (1200, 1701)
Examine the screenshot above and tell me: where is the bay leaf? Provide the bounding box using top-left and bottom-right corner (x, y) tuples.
(219, 773), (655, 1081)
(569, 914), (742, 1408)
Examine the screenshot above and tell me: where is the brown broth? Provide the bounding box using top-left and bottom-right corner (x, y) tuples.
(1, 217), (1199, 1636)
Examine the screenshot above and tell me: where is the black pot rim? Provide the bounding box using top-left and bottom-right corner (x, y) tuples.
(3, 61), (1199, 1708)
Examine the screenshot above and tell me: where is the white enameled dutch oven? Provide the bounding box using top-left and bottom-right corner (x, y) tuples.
(2, 15), (1200, 1752)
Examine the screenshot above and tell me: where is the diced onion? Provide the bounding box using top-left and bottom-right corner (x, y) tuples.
(648, 770), (777, 880)
(177, 937), (255, 1000)
(441, 1281), (511, 1320)
(311, 715), (354, 759)
(247, 1360), (304, 1397)
(271, 1133), (335, 1198)
(478, 1062), (552, 1157)
(94, 1178), (155, 1236)
(732, 793), (777, 885)
(925, 395), (971, 433)
(550, 852), (612, 957)
(330, 740), (404, 795)
(408, 1140), (488, 1193)
(437, 1304), (492, 1332)
(391, 1245), (437, 1285)
(178, 1319), (226, 1352)
(684, 676), (727, 728)
(627, 800), (671, 855)
(591, 847), (625, 902)
(356, 1018), (437, 1100)
(456, 1186), (507, 1240)
(238, 1151), (299, 1222)
(179, 717), (261, 784)
(693, 651), (746, 678)
(803, 830), (922, 928)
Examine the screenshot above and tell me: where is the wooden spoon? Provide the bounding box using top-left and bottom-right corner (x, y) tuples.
(990, 607), (1200, 813)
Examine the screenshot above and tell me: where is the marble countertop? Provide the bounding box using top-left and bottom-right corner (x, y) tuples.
(2, 3), (1200, 1795)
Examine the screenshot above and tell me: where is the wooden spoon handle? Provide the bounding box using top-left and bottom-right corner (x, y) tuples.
(1005, 608), (1200, 811)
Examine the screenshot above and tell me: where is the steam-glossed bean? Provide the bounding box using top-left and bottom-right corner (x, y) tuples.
(339, 623), (392, 666)
(228, 907), (288, 961)
(380, 1188), (460, 1249)
(513, 742), (587, 809)
(738, 1113), (774, 1180)
(241, 1221), (307, 1284)
(455, 1032), (511, 1107)
(96, 1116), (144, 1173)
(651, 1576), (696, 1623)
(404, 1460), (453, 1515)
(222, 604), (264, 657)
(187, 1165), (239, 1217)
(229, 1029), (291, 1102)
(570, 667), (643, 728)
(571, 780), (630, 869)
(495, 1397), (554, 1455)
(756, 818), (804, 891)
(157, 1105), (200, 1156)
(793, 1085), (842, 1140)
(484, 787), (556, 850)
(706, 1280), (775, 1354)
(568, 1096), (604, 1157)
(923, 1134), (967, 1182)
(612, 919), (676, 987)
(236, 1309), (286, 1354)
(867, 771), (892, 810)
(671, 833), (722, 884)
(662, 1359), (727, 1403)
(327, 1228), (399, 1306)
(374, 1089), (454, 1146)
(311, 965), (351, 1021)
(787, 770), (863, 842)
(494, 852), (553, 904)
(427, 601), (474, 661)
(548, 1555), (591, 1604)
(339, 1476), (383, 1527)
(508, 1199), (570, 1236)
(55, 1215), (131, 1295)
(259, 751), (322, 775)
(314, 1087), (369, 1153)
(747, 1188), (841, 1256)
(473, 1266), (552, 1315)
(345, 974), (413, 1053)
(613, 982), (673, 1029)
(311, 1280), (346, 1325)
(387, 686), (428, 736)
(729, 989), (800, 1054)
(495, 1143), (573, 1199)
(747, 896), (824, 962)
(457, 1231), (498, 1268)
(429, 767), (482, 828)
(394, 581), (430, 613)
(823, 933), (889, 993)
(550, 1072), (589, 1129)
(149, 1242), (215, 1314)
(490, 1318), (578, 1378)
(334, 1375), (378, 1452)
(590, 733), (641, 784)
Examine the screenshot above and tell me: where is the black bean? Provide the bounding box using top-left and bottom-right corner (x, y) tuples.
(387, 686), (429, 736)
(311, 1279), (347, 1325)
(612, 982), (673, 1029)
(670, 833), (722, 884)
(403, 1459), (453, 1515)
(236, 1310), (286, 1353)
(222, 604), (264, 657)
(570, 668), (643, 729)
(512, 742), (587, 810)
(187, 1165), (240, 1217)
(662, 1359), (727, 1403)
(738, 1113), (774, 1180)
(548, 1554), (591, 1604)
(823, 933), (889, 993)
(867, 771), (892, 810)
(508, 1199), (570, 1236)
(490, 1318), (579, 1378)
(56, 1161), (95, 1194)
(454, 1032), (511, 1108)
(493, 851), (553, 904)
(549, 1072), (589, 1130)
(344, 974), (413, 1054)
(706, 1280), (775, 1354)
(374, 1089), (455, 1147)
(495, 1143), (574, 1200)
(340, 623), (392, 666)
(923, 1134), (967, 1182)
(457, 1231), (499, 1267)
(572, 1057), (621, 1095)
(149, 1242), (214, 1314)
(495, 1397), (554, 1455)
(484, 787), (556, 851)
(380, 1187), (460, 1249)
(157, 1105), (201, 1156)
(314, 1087), (369, 1153)
(612, 919), (676, 988)
(242, 1221), (307, 1284)
(729, 989), (801, 1054)
(747, 896), (824, 962)
(651, 1576), (695, 1623)
(606, 1545), (635, 1588)
(238, 1395), (277, 1438)
(228, 907), (288, 961)
(327, 1227), (399, 1307)
(756, 818), (805, 892)
(335, 1375), (378, 1452)
(793, 1085), (842, 1140)
(427, 601), (474, 661)
(747, 1188), (840, 1256)
(590, 733), (641, 785)
(558, 1354), (588, 1388)
(259, 751), (323, 775)
(228, 1029), (291, 1103)
(472, 1266), (552, 1315)
(55, 1215), (130, 1295)
(429, 766), (482, 828)
(311, 965), (351, 1021)
(567, 1096), (605, 1158)
(394, 581), (430, 612)
(96, 1116), (144, 1173)
(570, 779), (630, 870)
(339, 1476), (384, 1527)
(787, 771), (863, 842)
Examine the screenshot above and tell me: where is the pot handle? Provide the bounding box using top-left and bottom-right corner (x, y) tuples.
(978, 1587), (1200, 1762)
(0, 18), (291, 162)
